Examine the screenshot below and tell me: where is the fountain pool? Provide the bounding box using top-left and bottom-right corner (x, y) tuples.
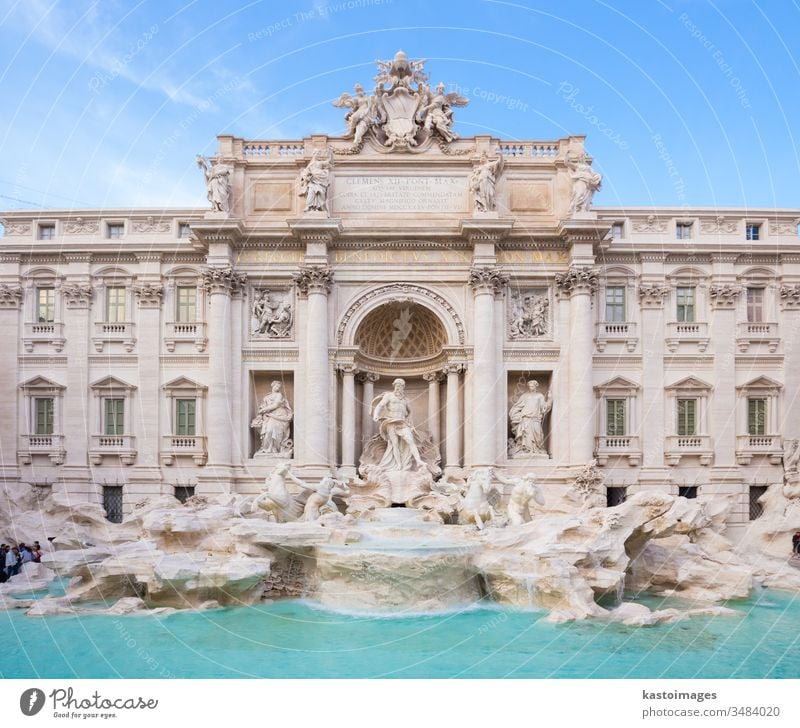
(2, 589), (799, 679)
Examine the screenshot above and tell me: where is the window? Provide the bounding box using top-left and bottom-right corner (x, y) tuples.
(38, 224), (55, 240)
(606, 399), (626, 436)
(610, 222), (624, 240)
(176, 399), (196, 436)
(107, 223), (124, 239)
(677, 398), (697, 436)
(34, 397), (54, 435)
(605, 285), (626, 322)
(746, 287), (764, 323)
(105, 286), (126, 322)
(676, 222), (693, 240)
(174, 486), (195, 504)
(104, 398), (125, 435)
(746, 223), (760, 241)
(748, 398), (767, 435)
(179, 223), (192, 239)
(749, 485), (767, 520)
(103, 486), (124, 523)
(676, 286), (696, 322)
(36, 287), (55, 322)
(678, 486), (698, 499)
(176, 286), (197, 323)
(606, 487), (627, 507)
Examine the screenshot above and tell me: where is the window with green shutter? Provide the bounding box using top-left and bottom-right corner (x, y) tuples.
(36, 287), (55, 323)
(106, 286), (126, 322)
(34, 397), (54, 435)
(176, 286), (197, 323)
(676, 287), (696, 322)
(677, 398), (697, 436)
(176, 399), (196, 435)
(748, 398), (767, 435)
(104, 398), (125, 435)
(606, 398), (626, 436)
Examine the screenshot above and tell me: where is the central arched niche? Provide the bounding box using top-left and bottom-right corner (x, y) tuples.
(354, 302), (447, 362)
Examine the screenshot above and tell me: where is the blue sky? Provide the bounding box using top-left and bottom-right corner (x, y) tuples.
(1, 0), (798, 211)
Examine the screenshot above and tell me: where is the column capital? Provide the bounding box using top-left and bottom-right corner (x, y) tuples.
(293, 264), (333, 295)
(0, 283), (23, 309)
(132, 282), (164, 308)
(62, 282), (93, 308)
(468, 265), (508, 295)
(422, 371), (442, 383)
(555, 265), (599, 296)
(336, 363), (358, 376)
(638, 282), (670, 308)
(443, 362), (465, 375)
(357, 371), (380, 383)
(709, 283), (742, 309)
(201, 265), (247, 296)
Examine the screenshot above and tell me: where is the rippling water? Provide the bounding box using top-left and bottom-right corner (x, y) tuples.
(2, 589), (799, 678)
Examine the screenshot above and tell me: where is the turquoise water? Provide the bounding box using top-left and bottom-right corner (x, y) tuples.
(2, 590), (799, 678)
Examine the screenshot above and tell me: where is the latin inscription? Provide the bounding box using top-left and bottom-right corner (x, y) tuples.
(332, 176), (468, 214)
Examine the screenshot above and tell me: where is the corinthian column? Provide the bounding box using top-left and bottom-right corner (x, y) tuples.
(337, 364), (357, 478)
(293, 264), (333, 469)
(423, 371), (442, 455)
(556, 265), (598, 465)
(201, 266), (246, 475)
(443, 364), (463, 473)
(469, 266), (508, 467)
(359, 372), (379, 445)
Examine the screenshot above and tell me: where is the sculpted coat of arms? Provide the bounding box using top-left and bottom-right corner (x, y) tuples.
(333, 50), (469, 152)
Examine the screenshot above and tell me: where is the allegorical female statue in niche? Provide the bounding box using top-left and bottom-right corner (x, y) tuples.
(251, 381), (293, 457)
(508, 380), (552, 457)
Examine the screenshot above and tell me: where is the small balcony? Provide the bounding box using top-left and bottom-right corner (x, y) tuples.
(595, 435), (641, 466)
(161, 434), (207, 466)
(89, 434), (136, 465)
(735, 434), (783, 465)
(666, 322), (710, 353)
(18, 433), (65, 465)
(23, 321), (65, 352)
(92, 321), (135, 353)
(665, 434), (713, 466)
(164, 321), (207, 352)
(736, 322), (779, 353)
(595, 321), (638, 353)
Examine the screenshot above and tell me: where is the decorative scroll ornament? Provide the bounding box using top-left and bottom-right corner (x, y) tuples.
(292, 265), (333, 295)
(632, 215), (667, 233)
(200, 266), (247, 295)
(638, 283), (670, 307)
(61, 283), (93, 307)
(0, 283), (23, 308)
(333, 50), (468, 152)
(779, 283), (800, 308)
(700, 216), (738, 234)
(133, 282), (164, 307)
(64, 217), (99, 234)
(709, 283), (742, 307)
(1, 221), (31, 236)
(132, 216), (171, 234)
(770, 220), (798, 236)
(468, 265), (508, 295)
(554, 266), (599, 294)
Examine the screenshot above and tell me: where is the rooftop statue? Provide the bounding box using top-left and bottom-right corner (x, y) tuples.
(196, 154), (232, 213)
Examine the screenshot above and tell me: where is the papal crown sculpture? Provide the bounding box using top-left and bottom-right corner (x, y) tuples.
(333, 50), (470, 152)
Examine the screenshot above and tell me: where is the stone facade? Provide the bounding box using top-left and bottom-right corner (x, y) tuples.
(1, 60), (799, 541)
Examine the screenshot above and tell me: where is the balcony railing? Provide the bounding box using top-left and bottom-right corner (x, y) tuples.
(665, 434), (713, 466)
(18, 433), (65, 465)
(595, 435), (641, 466)
(164, 321), (207, 352)
(736, 434), (782, 465)
(595, 321), (638, 352)
(89, 434), (136, 465)
(736, 321), (779, 353)
(160, 434), (207, 466)
(665, 321), (710, 352)
(23, 321), (65, 352)
(92, 321), (135, 352)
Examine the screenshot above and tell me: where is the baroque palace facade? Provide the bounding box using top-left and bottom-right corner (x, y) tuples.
(1, 54), (799, 540)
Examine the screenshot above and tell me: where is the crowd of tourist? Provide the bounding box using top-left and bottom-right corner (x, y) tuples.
(1, 542), (42, 582)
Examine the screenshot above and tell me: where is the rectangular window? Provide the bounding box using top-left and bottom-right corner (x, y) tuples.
(34, 397), (54, 435)
(605, 285), (626, 322)
(676, 286), (696, 322)
(749, 485), (767, 520)
(176, 286), (197, 323)
(748, 398), (767, 435)
(179, 223), (192, 239)
(174, 486), (195, 504)
(105, 286), (126, 322)
(38, 224), (55, 240)
(678, 486), (698, 499)
(107, 223), (124, 239)
(176, 399), (196, 436)
(746, 223), (760, 241)
(35, 287), (55, 322)
(103, 486), (124, 523)
(677, 398), (697, 436)
(676, 222), (693, 240)
(606, 487), (627, 508)
(611, 222), (624, 240)
(606, 398), (626, 436)
(104, 398), (125, 435)
(746, 287), (764, 323)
